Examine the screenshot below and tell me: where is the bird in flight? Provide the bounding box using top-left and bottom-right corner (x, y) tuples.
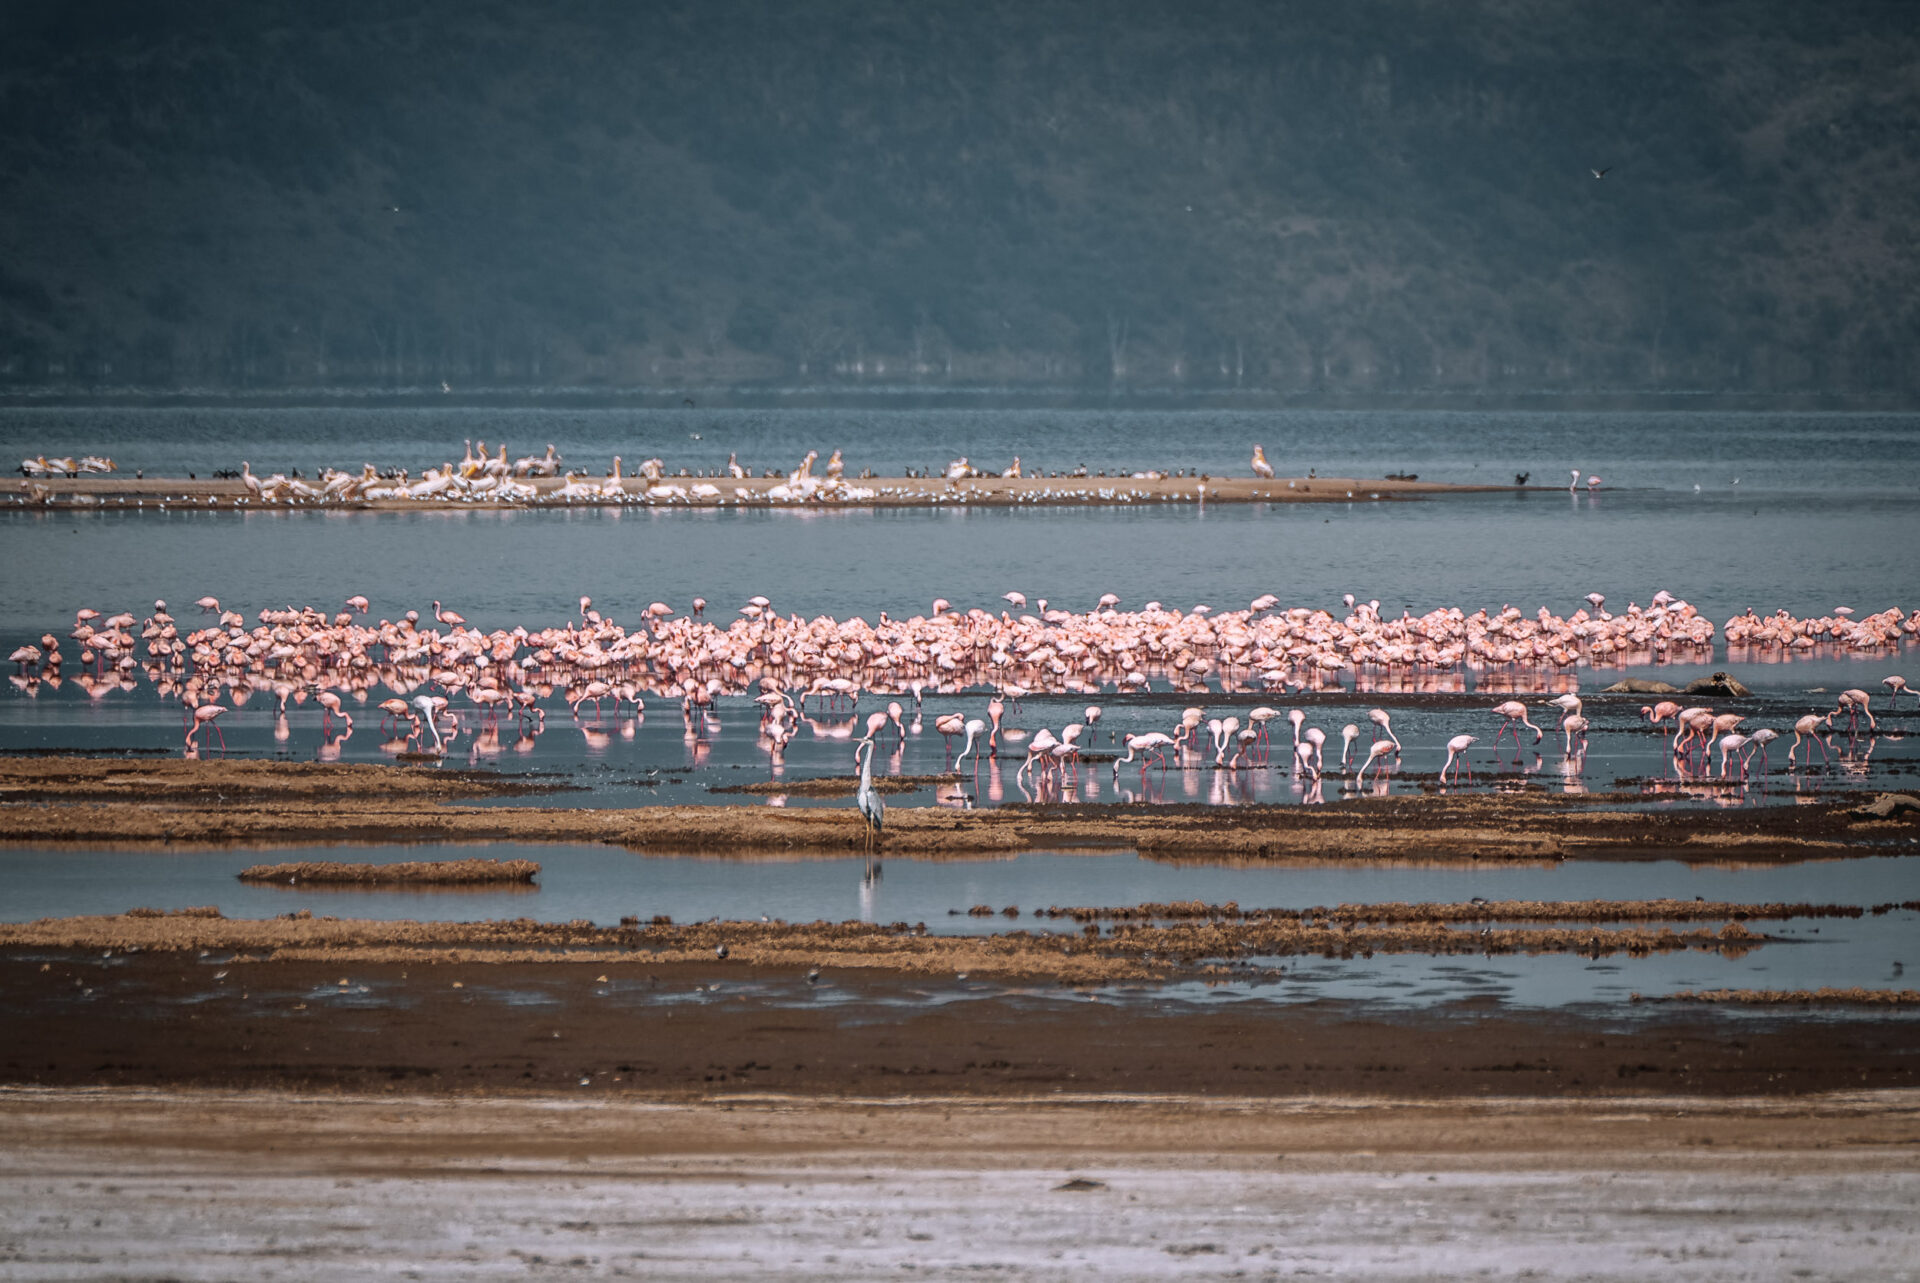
(1590, 166), (1614, 179)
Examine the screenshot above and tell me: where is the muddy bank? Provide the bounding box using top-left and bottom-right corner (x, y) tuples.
(0, 906), (1777, 981)
(1, 757), (1908, 860)
(0, 756), (560, 803)
(237, 858), (539, 886)
(6, 949), (1919, 1098)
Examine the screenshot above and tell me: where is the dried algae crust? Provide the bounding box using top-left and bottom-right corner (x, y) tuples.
(0, 758), (1906, 859)
(0, 908), (1773, 982)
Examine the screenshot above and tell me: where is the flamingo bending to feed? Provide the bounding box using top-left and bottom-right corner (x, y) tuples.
(1717, 733), (1750, 780)
(1441, 734), (1476, 783)
(1367, 707), (1400, 751)
(1115, 731), (1176, 774)
(1340, 723), (1361, 768)
(1745, 727), (1778, 772)
(186, 703), (226, 750)
(1884, 675), (1912, 707)
(1828, 689), (1877, 734)
(953, 719), (989, 769)
(1491, 700), (1542, 745)
(1354, 739), (1395, 782)
(1789, 714), (1831, 767)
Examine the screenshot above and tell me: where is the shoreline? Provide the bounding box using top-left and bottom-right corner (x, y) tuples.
(15, 471), (1517, 510)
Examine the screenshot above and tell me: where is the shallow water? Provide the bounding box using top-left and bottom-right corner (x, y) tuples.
(7, 844), (1915, 1008)
(4, 685), (1914, 810)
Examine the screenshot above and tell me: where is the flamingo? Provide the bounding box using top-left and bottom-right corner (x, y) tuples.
(345, 595), (369, 614)
(1641, 701), (1681, 729)
(953, 719), (989, 770)
(316, 689), (352, 730)
(1828, 689), (1877, 734)
(432, 600), (467, 628)
(412, 694), (449, 753)
(1339, 723), (1361, 768)
(1717, 733), (1750, 780)
(1560, 713), (1589, 756)
(1115, 731), (1176, 773)
(1302, 726), (1326, 771)
(1355, 739), (1394, 782)
(1491, 700), (1542, 745)
(186, 703), (226, 750)
(1367, 708), (1400, 751)
(1745, 727), (1778, 773)
(1884, 675), (1912, 707)
(1441, 734), (1476, 783)
(1789, 714), (1830, 767)
(934, 712), (966, 748)
(194, 596), (221, 614)
(1287, 708), (1305, 747)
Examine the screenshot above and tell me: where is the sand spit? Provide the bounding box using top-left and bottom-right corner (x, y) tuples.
(0, 906), (1776, 979)
(1636, 988), (1920, 1006)
(237, 858), (539, 886)
(22, 471), (1512, 511)
(0, 755), (1904, 860)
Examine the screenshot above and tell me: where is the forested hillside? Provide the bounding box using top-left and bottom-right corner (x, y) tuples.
(1, 0), (1916, 395)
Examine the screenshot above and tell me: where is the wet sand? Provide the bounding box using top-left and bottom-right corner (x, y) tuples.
(8, 1088), (1916, 1280)
(19, 471), (1513, 509)
(1, 756), (1907, 859)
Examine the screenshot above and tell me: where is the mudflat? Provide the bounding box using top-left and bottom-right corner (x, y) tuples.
(2, 755), (1908, 858)
(7, 949), (1919, 1098)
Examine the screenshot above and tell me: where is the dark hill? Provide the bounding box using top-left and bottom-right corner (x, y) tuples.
(1, 0), (1916, 395)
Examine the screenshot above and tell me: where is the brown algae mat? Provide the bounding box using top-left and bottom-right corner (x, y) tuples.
(237, 858), (539, 886)
(0, 904), (1778, 983)
(0, 756), (1911, 860)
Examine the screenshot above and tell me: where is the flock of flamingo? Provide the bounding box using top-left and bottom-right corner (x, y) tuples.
(5, 587), (1911, 799)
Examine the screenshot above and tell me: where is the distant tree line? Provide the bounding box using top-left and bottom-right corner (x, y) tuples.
(0, 0), (1916, 394)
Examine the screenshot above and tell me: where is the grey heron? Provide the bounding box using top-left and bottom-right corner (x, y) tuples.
(854, 735), (884, 853)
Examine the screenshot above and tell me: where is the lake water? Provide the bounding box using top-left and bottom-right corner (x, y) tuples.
(6, 844), (1915, 1008)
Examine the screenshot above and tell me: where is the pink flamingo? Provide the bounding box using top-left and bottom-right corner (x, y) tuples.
(1828, 689), (1877, 734)
(1441, 733), (1476, 783)
(1355, 739), (1394, 782)
(1560, 713), (1589, 756)
(316, 689), (352, 730)
(1789, 714), (1830, 767)
(186, 703), (226, 750)
(1883, 675), (1911, 707)
(1367, 708), (1399, 751)
(1491, 700), (1542, 746)
(1114, 731), (1175, 774)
